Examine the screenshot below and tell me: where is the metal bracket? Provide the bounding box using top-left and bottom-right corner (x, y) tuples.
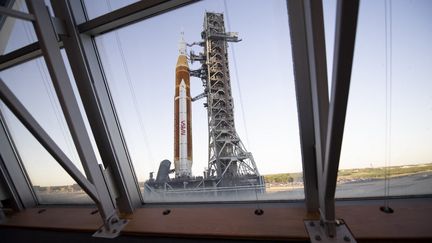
(50, 16), (67, 37)
(304, 219), (356, 243)
(189, 50), (206, 64)
(93, 214), (128, 238)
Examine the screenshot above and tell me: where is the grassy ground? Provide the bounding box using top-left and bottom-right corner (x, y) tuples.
(337, 163), (432, 180)
(263, 163), (432, 184)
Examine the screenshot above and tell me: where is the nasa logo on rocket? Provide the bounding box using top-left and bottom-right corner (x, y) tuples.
(180, 120), (186, 136)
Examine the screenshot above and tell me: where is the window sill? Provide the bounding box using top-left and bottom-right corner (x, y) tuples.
(1, 198), (431, 241)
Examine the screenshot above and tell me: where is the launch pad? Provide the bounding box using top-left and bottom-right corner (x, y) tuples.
(145, 159), (265, 201)
(145, 12), (265, 200)
(144, 174), (265, 202)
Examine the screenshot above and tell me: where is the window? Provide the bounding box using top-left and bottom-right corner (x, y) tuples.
(94, 0), (304, 202)
(1, 1), (432, 241)
(83, 0), (138, 20)
(0, 0), (36, 55)
(332, 0), (432, 198)
(0, 54), (94, 204)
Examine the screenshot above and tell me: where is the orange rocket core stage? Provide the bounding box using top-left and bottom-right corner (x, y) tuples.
(174, 52), (193, 177)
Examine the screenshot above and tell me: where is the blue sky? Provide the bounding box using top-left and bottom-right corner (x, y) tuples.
(0, 0), (431, 186)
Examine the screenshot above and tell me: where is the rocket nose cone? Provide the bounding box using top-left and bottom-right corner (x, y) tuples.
(179, 31), (187, 55)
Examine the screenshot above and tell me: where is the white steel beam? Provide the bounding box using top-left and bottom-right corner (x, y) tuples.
(321, 0), (359, 237)
(289, 0), (359, 240)
(286, 0), (319, 212)
(25, 0), (126, 237)
(51, 0), (142, 212)
(303, 1), (330, 219)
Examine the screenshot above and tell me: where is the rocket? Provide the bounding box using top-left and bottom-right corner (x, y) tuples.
(174, 33), (193, 178)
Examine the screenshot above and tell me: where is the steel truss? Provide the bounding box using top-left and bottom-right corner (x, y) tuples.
(191, 12), (259, 183)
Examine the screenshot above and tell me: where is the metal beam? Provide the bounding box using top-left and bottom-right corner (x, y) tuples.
(293, 0), (333, 234)
(0, 41), (64, 72)
(0, 0), (20, 55)
(286, 0), (319, 213)
(0, 0), (14, 29)
(25, 0), (126, 237)
(303, 0), (330, 211)
(51, 0), (142, 213)
(321, 0), (359, 236)
(0, 0), (198, 73)
(0, 6), (35, 21)
(77, 0), (199, 36)
(289, 0), (359, 240)
(0, 110), (38, 210)
(0, 79), (98, 203)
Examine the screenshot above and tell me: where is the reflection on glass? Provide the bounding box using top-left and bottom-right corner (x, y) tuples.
(95, 0), (304, 202)
(1, 0), (37, 55)
(331, 0), (432, 198)
(83, 0), (138, 20)
(0, 56), (93, 204)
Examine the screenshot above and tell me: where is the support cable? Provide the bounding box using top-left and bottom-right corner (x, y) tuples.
(105, 0), (154, 167)
(21, 14), (80, 166)
(223, 0), (251, 149)
(383, 0), (393, 213)
(223, 0), (262, 213)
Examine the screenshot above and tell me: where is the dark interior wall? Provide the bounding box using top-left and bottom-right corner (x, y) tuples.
(2, 227), (432, 243)
(0, 227), (308, 243)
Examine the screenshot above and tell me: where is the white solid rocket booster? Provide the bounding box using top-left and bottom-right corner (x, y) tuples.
(178, 80), (189, 175)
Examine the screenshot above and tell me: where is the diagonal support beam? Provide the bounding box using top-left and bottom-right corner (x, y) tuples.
(0, 79), (99, 203)
(24, 0), (127, 237)
(51, 0), (143, 213)
(289, 0), (359, 240)
(286, 0), (320, 213)
(321, 0), (359, 237)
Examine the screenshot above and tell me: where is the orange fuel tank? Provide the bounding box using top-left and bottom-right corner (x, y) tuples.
(174, 33), (192, 177)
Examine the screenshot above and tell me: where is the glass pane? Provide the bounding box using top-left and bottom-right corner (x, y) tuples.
(95, 0), (304, 202)
(0, 0), (36, 55)
(323, 0), (336, 92)
(0, 54), (94, 204)
(334, 0), (432, 198)
(83, 0), (138, 20)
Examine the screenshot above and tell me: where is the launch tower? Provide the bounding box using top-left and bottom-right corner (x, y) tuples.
(145, 13), (264, 200)
(190, 12), (260, 185)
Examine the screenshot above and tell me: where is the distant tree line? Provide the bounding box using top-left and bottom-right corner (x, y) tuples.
(264, 173), (301, 184)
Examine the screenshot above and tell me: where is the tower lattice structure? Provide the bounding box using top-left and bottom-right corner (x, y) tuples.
(190, 12), (259, 183)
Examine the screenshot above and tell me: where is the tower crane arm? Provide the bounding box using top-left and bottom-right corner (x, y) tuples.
(192, 92), (207, 102)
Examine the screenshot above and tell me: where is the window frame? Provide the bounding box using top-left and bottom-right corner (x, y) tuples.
(1, 0), (431, 240)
